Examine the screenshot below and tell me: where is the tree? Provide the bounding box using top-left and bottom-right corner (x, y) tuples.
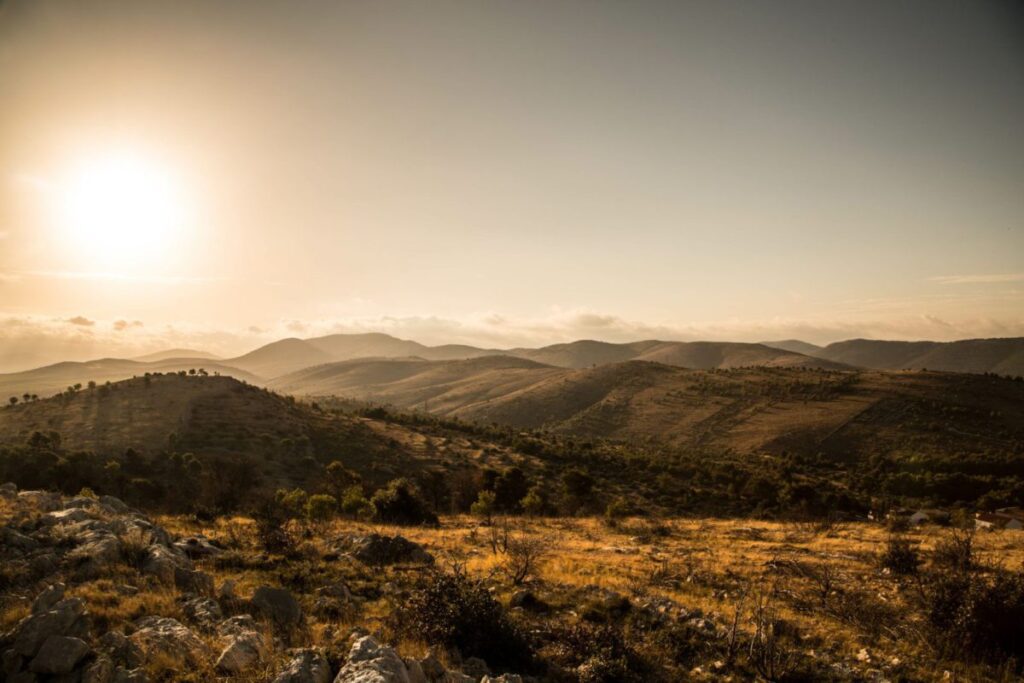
(305, 494), (337, 528)
(471, 490), (497, 526)
(341, 485), (372, 518)
(325, 460), (360, 500)
(494, 467), (529, 512)
(521, 485), (547, 517)
(8, 396), (17, 407)
(371, 479), (438, 526)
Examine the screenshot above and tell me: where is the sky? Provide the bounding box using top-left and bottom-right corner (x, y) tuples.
(1, 1), (1023, 371)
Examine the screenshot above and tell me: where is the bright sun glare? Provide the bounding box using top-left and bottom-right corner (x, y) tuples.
(56, 153), (184, 269)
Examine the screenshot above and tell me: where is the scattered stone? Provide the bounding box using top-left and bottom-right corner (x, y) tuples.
(274, 649), (332, 683)
(251, 586), (304, 630)
(129, 616), (210, 668)
(28, 635), (91, 674)
(12, 597), (90, 657)
(216, 630), (265, 673)
(334, 635), (411, 683)
(481, 677), (523, 683)
(418, 653), (446, 682)
(174, 535), (223, 559)
(31, 583), (65, 614)
(182, 596), (223, 628)
(98, 631), (144, 669)
(347, 534), (434, 566)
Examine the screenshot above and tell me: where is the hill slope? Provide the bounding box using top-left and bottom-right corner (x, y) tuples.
(816, 337), (1024, 375)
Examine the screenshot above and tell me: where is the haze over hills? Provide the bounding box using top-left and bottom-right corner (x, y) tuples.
(3, 332), (1023, 400)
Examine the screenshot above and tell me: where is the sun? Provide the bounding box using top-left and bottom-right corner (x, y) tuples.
(56, 152), (186, 269)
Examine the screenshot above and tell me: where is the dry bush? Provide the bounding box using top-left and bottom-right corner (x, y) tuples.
(747, 581), (799, 683)
(499, 534), (549, 586)
(118, 527), (154, 569)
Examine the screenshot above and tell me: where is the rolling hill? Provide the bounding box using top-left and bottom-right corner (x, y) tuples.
(269, 356), (1024, 463)
(814, 337), (1024, 376)
(0, 358), (261, 400)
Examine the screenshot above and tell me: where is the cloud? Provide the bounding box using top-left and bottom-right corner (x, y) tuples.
(112, 320), (143, 332)
(66, 316), (95, 327)
(285, 320), (307, 333)
(929, 273), (1024, 285)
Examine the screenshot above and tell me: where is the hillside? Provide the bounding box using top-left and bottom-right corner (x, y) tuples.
(0, 358), (260, 399)
(816, 337), (1024, 376)
(0, 373), (547, 497)
(273, 356), (1024, 465)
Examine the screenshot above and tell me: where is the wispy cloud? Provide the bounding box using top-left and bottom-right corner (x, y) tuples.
(66, 316), (95, 327)
(0, 270), (221, 285)
(929, 273), (1024, 285)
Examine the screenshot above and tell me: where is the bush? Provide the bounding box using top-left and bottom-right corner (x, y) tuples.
(305, 494), (336, 526)
(371, 479), (438, 526)
(549, 623), (646, 683)
(393, 570), (533, 672)
(927, 568), (1024, 666)
(604, 497), (630, 525)
(880, 535), (920, 576)
(499, 534), (548, 586)
(340, 485), (372, 518)
(932, 529), (974, 574)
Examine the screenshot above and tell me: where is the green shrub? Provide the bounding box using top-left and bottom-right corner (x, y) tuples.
(371, 478), (438, 526)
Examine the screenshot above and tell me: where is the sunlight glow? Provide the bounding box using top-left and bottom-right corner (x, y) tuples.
(56, 153), (185, 269)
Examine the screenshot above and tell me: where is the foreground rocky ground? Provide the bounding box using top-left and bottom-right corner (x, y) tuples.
(2, 484), (1023, 681)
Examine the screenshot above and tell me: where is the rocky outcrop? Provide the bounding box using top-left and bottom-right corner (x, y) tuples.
(334, 636), (411, 683)
(344, 534), (435, 566)
(214, 615), (267, 673)
(273, 648), (332, 683)
(129, 616), (211, 668)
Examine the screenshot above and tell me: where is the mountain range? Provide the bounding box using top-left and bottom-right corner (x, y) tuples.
(1, 332), (1023, 399)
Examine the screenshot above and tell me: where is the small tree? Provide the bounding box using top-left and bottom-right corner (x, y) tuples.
(306, 494), (337, 529)
(8, 396), (18, 407)
(521, 486), (546, 517)
(471, 490), (497, 526)
(341, 485), (372, 518)
(326, 460), (360, 500)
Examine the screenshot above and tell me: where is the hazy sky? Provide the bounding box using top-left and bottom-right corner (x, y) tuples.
(1, 1), (1023, 370)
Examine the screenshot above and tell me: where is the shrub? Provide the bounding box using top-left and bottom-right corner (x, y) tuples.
(471, 490), (496, 525)
(499, 534), (548, 586)
(340, 485), (372, 518)
(604, 497), (630, 525)
(927, 568), (1024, 666)
(521, 485), (547, 517)
(371, 478), (438, 526)
(305, 494), (336, 526)
(880, 535), (920, 576)
(393, 570), (533, 672)
(932, 529), (974, 574)
(549, 623), (646, 683)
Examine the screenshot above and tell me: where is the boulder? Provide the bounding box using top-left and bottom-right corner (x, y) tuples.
(28, 635), (91, 674)
(173, 567), (215, 596)
(141, 545), (188, 585)
(97, 631), (144, 669)
(215, 630), (265, 673)
(0, 481), (16, 499)
(12, 597), (90, 657)
(273, 649), (332, 683)
(99, 495), (131, 513)
(18, 490), (61, 511)
(31, 583), (66, 614)
(182, 597), (223, 629)
(129, 616), (210, 668)
(349, 534), (434, 566)
(418, 653), (446, 682)
(251, 586), (304, 629)
(48, 507), (94, 524)
(334, 636), (410, 683)
(174, 536), (222, 559)
(480, 677), (523, 683)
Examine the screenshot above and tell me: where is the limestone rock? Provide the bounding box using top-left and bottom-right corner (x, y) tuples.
(333, 636), (410, 683)
(273, 649), (332, 683)
(28, 635), (91, 674)
(129, 616), (210, 668)
(251, 586), (304, 629)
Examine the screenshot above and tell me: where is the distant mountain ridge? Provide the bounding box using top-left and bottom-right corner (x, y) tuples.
(2, 332), (1022, 398)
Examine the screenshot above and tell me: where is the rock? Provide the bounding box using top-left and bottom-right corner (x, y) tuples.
(215, 630), (265, 673)
(141, 545), (188, 584)
(217, 579), (237, 602)
(12, 597), (90, 657)
(508, 590), (546, 612)
(174, 536), (222, 559)
(182, 597), (223, 628)
(461, 657), (489, 679)
(48, 507), (94, 524)
(418, 653), (446, 682)
(251, 586), (304, 629)
(99, 496), (130, 513)
(31, 583), (66, 614)
(273, 649), (332, 683)
(97, 631), (144, 669)
(334, 636), (410, 683)
(129, 617), (210, 668)
(481, 677), (523, 683)
(0, 481), (16, 498)
(405, 659), (428, 683)
(67, 532), (122, 575)
(442, 674), (474, 683)
(348, 534), (434, 566)
(82, 654), (115, 683)
(18, 490), (61, 511)
(29, 635), (91, 674)
(174, 567), (214, 596)
(217, 614), (261, 637)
